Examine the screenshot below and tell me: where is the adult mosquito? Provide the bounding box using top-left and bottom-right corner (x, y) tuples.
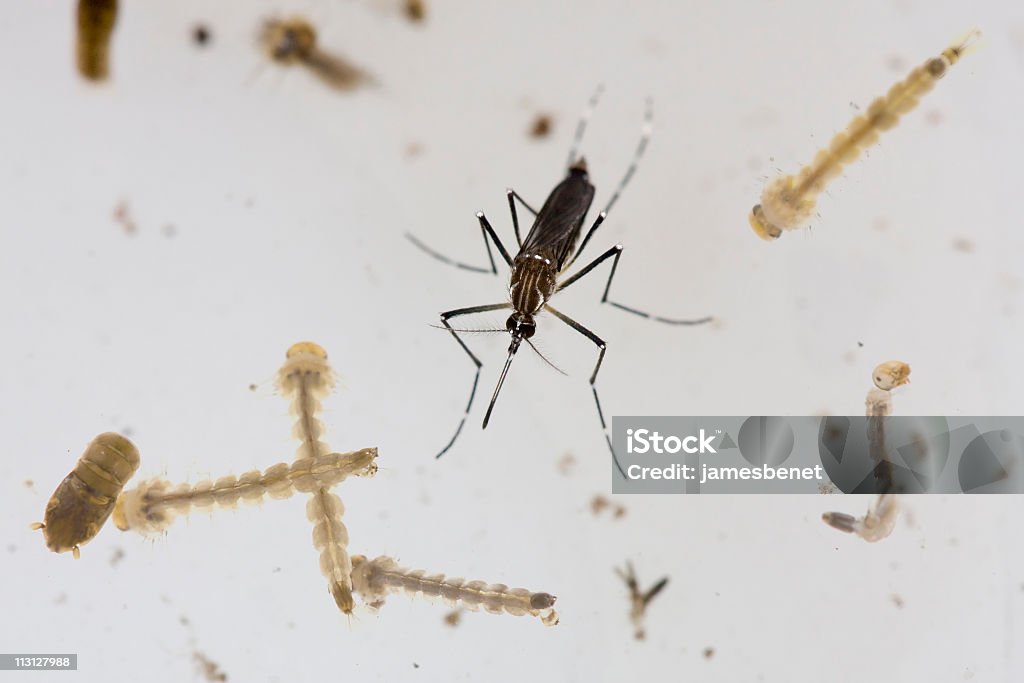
(408, 88), (712, 477)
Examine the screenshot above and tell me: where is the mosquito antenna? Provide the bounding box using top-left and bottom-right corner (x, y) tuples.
(600, 96), (652, 218)
(482, 347), (518, 429)
(525, 338), (567, 376)
(566, 84), (606, 170)
(428, 324), (505, 334)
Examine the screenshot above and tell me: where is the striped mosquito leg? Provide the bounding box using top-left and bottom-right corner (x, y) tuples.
(351, 555), (559, 626)
(112, 449), (377, 536)
(822, 361), (910, 542)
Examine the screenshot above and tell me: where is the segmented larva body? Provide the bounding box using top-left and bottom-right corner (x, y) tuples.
(76, 0), (118, 82)
(111, 448), (377, 536)
(749, 30), (981, 241)
(822, 361), (910, 542)
(34, 432), (140, 558)
(260, 17), (371, 92)
(278, 342), (358, 614)
(350, 555), (560, 626)
(278, 341), (334, 461)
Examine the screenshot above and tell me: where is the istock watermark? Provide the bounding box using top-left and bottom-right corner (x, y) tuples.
(625, 428), (717, 454)
(611, 416), (1024, 494)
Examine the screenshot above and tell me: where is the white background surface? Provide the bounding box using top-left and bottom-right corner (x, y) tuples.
(2, 1), (1023, 681)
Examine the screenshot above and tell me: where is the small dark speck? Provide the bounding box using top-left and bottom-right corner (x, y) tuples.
(891, 594), (905, 608)
(193, 24), (212, 47)
(122, 426), (134, 437)
(529, 114), (553, 139)
(248, 384), (258, 392)
(412, 663), (420, 669)
(180, 615), (191, 626)
(109, 547), (125, 566)
(703, 647), (715, 660)
(404, 0), (426, 23)
(857, 341), (864, 348)
(272, 567), (281, 573)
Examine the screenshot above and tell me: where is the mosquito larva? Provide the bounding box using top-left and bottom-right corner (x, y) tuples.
(278, 342), (359, 614)
(259, 17), (371, 92)
(33, 432), (140, 558)
(277, 341), (334, 461)
(76, 0), (118, 82)
(821, 493), (899, 542)
(350, 555), (559, 626)
(111, 449), (377, 536)
(749, 30), (981, 241)
(615, 561), (668, 641)
(821, 361), (910, 542)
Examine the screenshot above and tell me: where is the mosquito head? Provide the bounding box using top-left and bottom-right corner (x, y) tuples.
(505, 314), (536, 343)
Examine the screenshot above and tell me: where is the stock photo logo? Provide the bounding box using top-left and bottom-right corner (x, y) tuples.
(612, 416), (1024, 494)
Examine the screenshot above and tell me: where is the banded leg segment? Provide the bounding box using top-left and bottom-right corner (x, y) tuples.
(544, 304), (626, 480)
(406, 210), (514, 275)
(559, 245), (713, 326)
(435, 302), (513, 459)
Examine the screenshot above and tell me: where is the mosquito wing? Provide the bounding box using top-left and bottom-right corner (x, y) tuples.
(521, 171), (596, 271)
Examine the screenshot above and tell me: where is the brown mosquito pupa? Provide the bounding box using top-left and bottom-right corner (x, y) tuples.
(749, 30), (981, 241)
(615, 561), (668, 641)
(259, 17), (372, 92)
(350, 555), (559, 626)
(76, 0), (118, 82)
(34, 432), (140, 558)
(821, 361), (910, 542)
(112, 449), (378, 536)
(277, 342), (360, 614)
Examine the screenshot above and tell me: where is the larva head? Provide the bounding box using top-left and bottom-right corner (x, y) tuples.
(750, 175), (817, 241)
(278, 341), (335, 395)
(748, 205), (782, 241)
(872, 361), (911, 391)
(261, 17), (317, 64)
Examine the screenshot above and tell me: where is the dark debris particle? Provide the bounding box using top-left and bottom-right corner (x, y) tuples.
(193, 24), (212, 47)
(404, 0), (426, 23)
(703, 647), (715, 660)
(529, 114), (553, 139)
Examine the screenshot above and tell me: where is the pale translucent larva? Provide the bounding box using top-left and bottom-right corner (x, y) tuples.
(112, 448), (377, 536)
(749, 31), (981, 241)
(278, 342), (357, 614)
(350, 555), (559, 626)
(259, 17), (371, 92)
(821, 361), (910, 542)
(34, 432), (139, 558)
(615, 561), (668, 641)
(76, 0), (118, 82)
